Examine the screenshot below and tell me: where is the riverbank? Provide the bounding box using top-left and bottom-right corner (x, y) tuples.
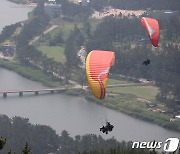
(1, 59), (179, 133)
(0, 59), (64, 87)
(7, 0), (37, 8)
(7, 0), (27, 4)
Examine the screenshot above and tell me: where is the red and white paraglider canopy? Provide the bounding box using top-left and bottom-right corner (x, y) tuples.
(141, 17), (160, 47)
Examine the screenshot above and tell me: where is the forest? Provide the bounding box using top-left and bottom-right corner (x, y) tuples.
(0, 115), (160, 154)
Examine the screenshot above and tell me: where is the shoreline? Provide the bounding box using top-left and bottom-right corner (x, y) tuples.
(7, 0), (37, 8)
(0, 59), (65, 87)
(0, 59), (179, 133)
(7, 0), (27, 4)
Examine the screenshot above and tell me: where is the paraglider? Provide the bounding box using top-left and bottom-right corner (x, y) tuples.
(140, 17), (160, 65)
(141, 17), (160, 47)
(86, 50), (115, 99)
(86, 50), (115, 133)
(100, 122), (114, 134)
(143, 58), (151, 65)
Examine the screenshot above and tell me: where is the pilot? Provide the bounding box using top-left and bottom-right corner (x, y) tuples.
(106, 122), (114, 131)
(100, 126), (108, 134)
(100, 122), (114, 134)
(143, 58), (150, 65)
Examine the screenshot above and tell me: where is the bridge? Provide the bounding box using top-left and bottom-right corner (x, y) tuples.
(0, 87), (79, 98)
(0, 83), (148, 98)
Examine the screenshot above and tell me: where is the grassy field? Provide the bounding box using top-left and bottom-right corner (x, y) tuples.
(38, 46), (66, 63)
(35, 18), (102, 65)
(35, 19), (84, 64)
(107, 85), (159, 100)
(50, 19), (83, 40)
(85, 92), (171, 125)
(50, 18), (102, 40)
(108, 78), (132, 84)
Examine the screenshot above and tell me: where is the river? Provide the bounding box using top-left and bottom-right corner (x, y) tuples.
(0, 68), (180, 143)
(0, 0), (180, 145)
(0, 0), (32, 31)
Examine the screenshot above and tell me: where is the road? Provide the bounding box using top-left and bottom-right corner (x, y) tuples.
(29, 25), (59, 45)
(77, 46), (86, 68)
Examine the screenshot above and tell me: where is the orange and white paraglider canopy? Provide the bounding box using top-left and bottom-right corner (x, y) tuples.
(86, 50), (115, 99)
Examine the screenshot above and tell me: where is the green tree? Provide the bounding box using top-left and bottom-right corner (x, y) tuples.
(0, 136), (6, 150)
(22, 143), (31, 154)
(8, 150), (13, 154)
(59, 130), (74, 153)
(83, 21), (91, 37)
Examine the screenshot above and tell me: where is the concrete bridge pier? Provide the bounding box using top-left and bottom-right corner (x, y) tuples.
(0, 87), (71, 98)
(50, 90), (54, 94)
(3, 93), (7, 98)
(35, 91), (39, 95)
(19, 92), (23, 97)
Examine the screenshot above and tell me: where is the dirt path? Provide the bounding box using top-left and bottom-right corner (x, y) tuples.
(29, 25), (59, 45)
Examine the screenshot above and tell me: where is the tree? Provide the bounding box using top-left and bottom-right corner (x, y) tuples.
(0, 115), (60, 153)
(0, 23), (21, 43)
(49, 32), (64, 46)
(0, 136), (6, 150)
(83, 21), (91, 37)
(64, 25), (84, 83)
(76, 69), (87, 88)
(22, 143), (32, 154)
(8, 150), (12, 154)
(59, 130), (74, 153)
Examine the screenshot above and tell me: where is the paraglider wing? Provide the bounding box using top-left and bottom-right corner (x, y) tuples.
(86, 50), (115, 99)
(141, 17), (160, 47)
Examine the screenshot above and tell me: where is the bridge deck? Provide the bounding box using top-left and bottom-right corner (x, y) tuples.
(0, 83), (148, 97)
(0, 83), (148, 94)
(0, 87), (69, 94)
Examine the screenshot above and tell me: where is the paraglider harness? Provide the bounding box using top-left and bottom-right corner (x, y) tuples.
(100, 122), (114, 134)
(143, 58), (150, 65)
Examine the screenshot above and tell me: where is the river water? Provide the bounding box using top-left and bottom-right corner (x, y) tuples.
(0, 0), (180, 145)
(0, 0), (32, 31)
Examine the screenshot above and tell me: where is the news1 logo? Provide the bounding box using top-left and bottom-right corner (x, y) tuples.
(164, 138), (179, 152)
(132, 138), (179, 152)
